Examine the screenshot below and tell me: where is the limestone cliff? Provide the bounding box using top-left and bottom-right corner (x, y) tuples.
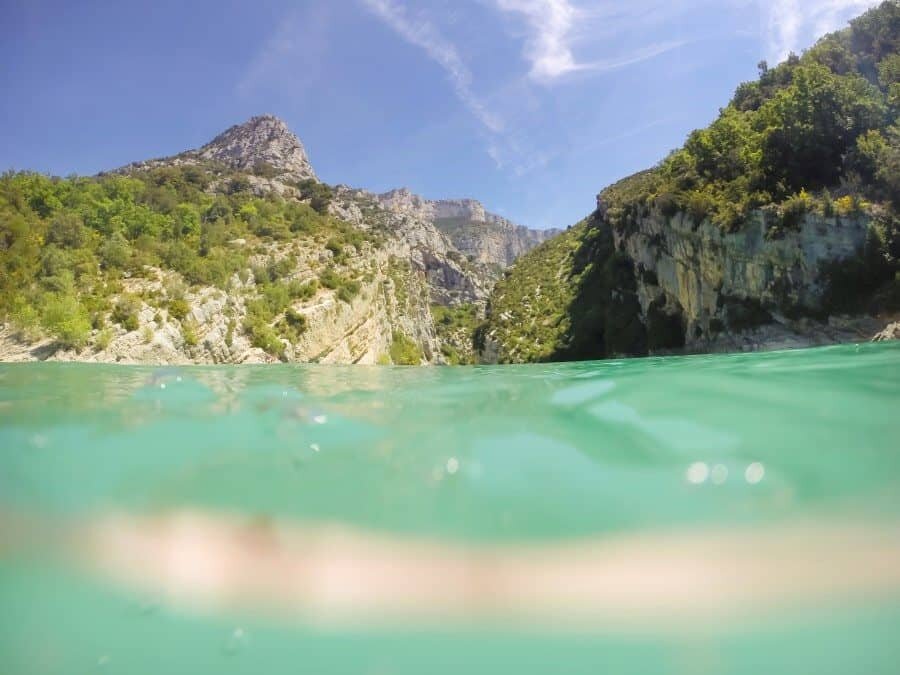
(0, 229), (442, 365)
(336, 187), (493, 306)
(193, 115), (317, 179)
(479, 202), (896, 364)
(376, 188), (560, 267)
(615, 206), (890, 353)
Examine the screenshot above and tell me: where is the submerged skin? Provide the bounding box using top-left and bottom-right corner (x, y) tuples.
(4, 510), (900, 632)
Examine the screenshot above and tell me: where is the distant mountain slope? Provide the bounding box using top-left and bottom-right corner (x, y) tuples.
(480, 1), (900, 363)
(0, 116), (532, 365)
(375, 188), (561, 268)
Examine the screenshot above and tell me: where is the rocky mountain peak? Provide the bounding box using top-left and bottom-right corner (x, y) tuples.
(195, 114), (316, 179)
(117, 114), (318, 181)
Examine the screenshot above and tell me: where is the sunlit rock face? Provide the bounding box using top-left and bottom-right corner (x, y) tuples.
(477, 205), (891, 365)
(334, 186), (493, 307)
(375, 188), (561, 267)
(618, 208), (872, 349)
(118, 114), (317, 182)
(192, 114), (317, 180)
(0, 227), (445, 366)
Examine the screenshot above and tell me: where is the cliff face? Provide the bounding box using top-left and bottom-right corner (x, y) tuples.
(618, 207), (875, 348)
(376, 188), (560, 267)
(0, 211), (444, 365)
(479, 205), (895, 364)
(335, 187), (494, 306)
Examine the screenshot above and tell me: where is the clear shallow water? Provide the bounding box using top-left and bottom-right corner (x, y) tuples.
(1, 342), (899, 674)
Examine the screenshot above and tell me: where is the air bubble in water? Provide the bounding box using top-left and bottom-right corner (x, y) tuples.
(745, 462), (765, 484)
(446, 457), (459, 474)
(223, 627), (249, 655)
(686, 462), (709, 485)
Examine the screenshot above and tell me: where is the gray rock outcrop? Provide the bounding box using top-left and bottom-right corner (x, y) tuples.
(193, 115), (316, 179)
(118, 114), (316, 181)
(617, 208), (872, 347)
(376, 188), (560, 267)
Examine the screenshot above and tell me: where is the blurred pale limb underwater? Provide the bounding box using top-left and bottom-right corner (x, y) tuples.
(2, 508), (900, 633)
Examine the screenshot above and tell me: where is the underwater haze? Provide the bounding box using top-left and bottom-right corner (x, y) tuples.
(1, 342), (900, 674)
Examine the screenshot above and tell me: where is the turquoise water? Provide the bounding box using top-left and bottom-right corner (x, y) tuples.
(1, 342), (899, 673)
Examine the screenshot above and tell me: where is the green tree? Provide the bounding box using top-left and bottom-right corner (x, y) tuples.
(758, 64), (885, 193)
(42, 294), (91, 349)
(174, 203), (201, 238)
(46, 212), (88, 248)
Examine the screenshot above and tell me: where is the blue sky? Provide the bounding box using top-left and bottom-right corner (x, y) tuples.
(0, 0), (881, 229)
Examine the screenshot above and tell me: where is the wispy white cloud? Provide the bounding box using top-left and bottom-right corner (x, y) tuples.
(359, 0), (691, 173)
(494, 0), (583, 80)
(361, 0), (504, 133)
(487, 134), (552, 175)
(493, 0), (690, 82)
(765, 0), (802, 61)
(760, 0), (880, 61)
(493, 0), (880, 81)
(237, 5), (331, 98)
(590, 40), (688, 73)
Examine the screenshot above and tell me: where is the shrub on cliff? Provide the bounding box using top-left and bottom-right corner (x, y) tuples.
(295, 179), (333, 215)
(389, 331), (423, 365)
(111, 294), (141, 331)
(167, 297), (190, 321)
(41, 293), (91, 349)
(243, 310), (285, 360)
(432, 303), (479, 365)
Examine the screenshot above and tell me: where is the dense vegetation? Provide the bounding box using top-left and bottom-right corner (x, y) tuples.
(431, 303), (479, 364)
(483, 1), (900, 363)
(0, 163), (379, 352)
(475, 224), (584, 362)
(603, 1), (899, 234)
(478, 217), (653, 363)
